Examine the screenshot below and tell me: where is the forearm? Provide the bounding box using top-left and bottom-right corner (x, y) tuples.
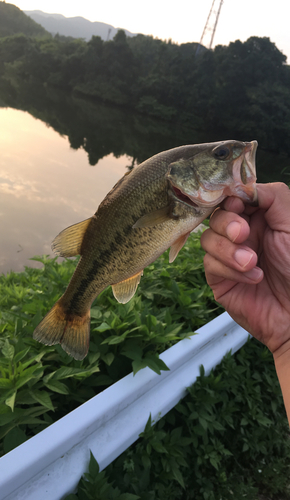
(273, 341), (290, 426)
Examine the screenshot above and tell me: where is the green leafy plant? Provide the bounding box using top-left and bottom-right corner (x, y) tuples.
(0, 232), (222, 456)
(1, 232), (289, 499)
(66, 340), (290, 500)
(65, 452), (140, 500)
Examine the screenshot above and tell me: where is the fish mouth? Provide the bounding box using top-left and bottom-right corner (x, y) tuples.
(171, 183), (225, 208)
(171, 185), (199, 207)
(232, 140), (258, 206)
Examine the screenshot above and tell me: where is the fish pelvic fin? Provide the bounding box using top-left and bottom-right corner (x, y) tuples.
(112, 271), (143, 304)
(52, 217), (92, 257)
(169, 232), (191, 263)
(33, 300), (90, 360)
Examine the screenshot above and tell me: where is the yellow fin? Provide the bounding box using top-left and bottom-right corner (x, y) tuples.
(169, 232), (190, 263)
(52, 218), (92, 257)
(112, 271), (143, 304)
(133, 206), (171, 229)
(33, 300), (90, 360)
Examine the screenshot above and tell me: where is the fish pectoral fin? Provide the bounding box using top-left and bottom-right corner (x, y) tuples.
(169, 232), (190, 263)
(52, 217), (92, 257)
(112, 271), (143, 304)
(133, 206), (172, 229)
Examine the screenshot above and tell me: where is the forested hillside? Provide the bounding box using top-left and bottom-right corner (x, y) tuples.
(0, 1), (50, 38)
(1, 2), (290, 156)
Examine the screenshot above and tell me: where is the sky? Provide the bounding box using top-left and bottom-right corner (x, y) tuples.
(8, 0), (290, 63)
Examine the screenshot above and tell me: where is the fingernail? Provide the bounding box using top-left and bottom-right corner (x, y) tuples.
(226, 221), (241, 242)
(244, 267), (264, 281)
(234, 248), (254, 267)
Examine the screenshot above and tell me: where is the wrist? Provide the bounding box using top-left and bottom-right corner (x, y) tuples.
(273, 338), (290, 365)
(273, 339), (290, 426)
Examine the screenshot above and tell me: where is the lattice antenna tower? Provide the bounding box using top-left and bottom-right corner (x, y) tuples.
(196, 0), (224, 54)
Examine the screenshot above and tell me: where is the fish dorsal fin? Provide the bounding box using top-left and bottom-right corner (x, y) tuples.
(169, 232), (190, 263)
(133, 206), (172, 229)
(112, 271), (143, 304)
(52, 218), (92, 257)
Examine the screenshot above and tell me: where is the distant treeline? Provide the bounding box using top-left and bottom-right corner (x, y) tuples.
(1, 29), (290, 155)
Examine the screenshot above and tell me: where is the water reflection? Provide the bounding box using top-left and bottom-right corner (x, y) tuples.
(0, 108), (130, 273)
(0, 82), (289, 274)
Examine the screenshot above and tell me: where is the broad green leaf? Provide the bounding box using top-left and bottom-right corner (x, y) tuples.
(88, 352), (100, 365)
(21, 351), (46, 369)
(49, 366), (100, 380)
(14, 366), (44, 389)
(151, 441), (168, 453)
(5, 391), (17, 411)
(199, 417), (208, 430)
(90, 308), (102, 319)
(101, 353), (114, 366)
(143, 354), (170, 375)
(172, 466), (185, 488)
(2, 340), (14, 360)
(103, 335), (126, 345)
(164, 325), (183, 337)
(29, 390), (54, 411)
(44, 380), (69, 395)
(14, 348), (31, 364)
(88, 451), (99, 476)
(132, 359), (147, 375)
(95, 322), (111, 332)
(209, 457), (219, 470)
(144, 414), (152, 432)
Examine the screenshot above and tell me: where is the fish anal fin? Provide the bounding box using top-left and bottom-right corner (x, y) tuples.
(33, 300), (90, 360)
(112, 271), (143, 304)
(133, 206), (173, 229)
(169, 232), (190, 263)
(52, 217), (92, 257)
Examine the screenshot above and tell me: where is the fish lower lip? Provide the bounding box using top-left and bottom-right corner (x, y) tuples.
(247, 186), (259, 206)
(237, 183), (259, 207)
(171, 185), (198, 207)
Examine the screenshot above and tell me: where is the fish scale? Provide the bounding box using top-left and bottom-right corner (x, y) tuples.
(33, 140), (258, 359)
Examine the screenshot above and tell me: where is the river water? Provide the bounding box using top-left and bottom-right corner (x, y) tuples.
(0, 85), (289, 274)
(0, 107), (131, 273)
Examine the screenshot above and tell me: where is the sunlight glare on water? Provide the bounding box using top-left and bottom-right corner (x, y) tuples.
(0, 108), (131, 273)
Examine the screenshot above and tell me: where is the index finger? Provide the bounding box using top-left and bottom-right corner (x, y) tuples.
(221, 194), (259, 216)
(209, 207), (250, 244)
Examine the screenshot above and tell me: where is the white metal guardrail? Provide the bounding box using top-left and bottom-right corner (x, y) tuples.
(0, 312), (250, 500)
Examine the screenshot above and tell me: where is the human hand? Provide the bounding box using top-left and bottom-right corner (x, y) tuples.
(200, 182), (290, 357)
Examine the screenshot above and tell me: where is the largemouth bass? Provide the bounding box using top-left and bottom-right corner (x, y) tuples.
(33, 140), (258, 360)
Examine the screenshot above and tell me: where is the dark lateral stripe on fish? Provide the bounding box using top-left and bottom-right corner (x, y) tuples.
(67, 226), (155, 313)
(67, 238), (129, 312)
(68, 259), (103, 312)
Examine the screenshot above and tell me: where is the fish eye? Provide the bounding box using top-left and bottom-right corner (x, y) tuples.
(213, 147), (230, 161)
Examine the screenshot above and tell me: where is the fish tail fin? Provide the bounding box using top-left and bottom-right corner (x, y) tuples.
(33, 299), (90, 360)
